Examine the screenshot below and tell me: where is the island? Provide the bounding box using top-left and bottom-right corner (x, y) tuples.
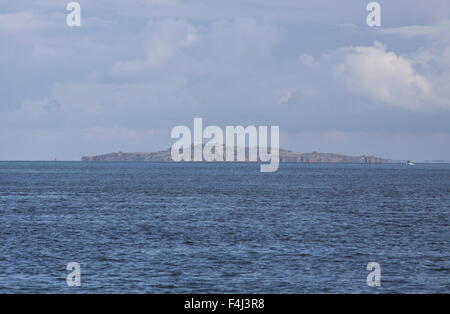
(82, 147), (387, 163)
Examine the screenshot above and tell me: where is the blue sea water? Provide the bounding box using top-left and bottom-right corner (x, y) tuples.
(0, 162), (449, 293)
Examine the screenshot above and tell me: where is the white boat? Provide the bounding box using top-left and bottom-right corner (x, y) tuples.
(406, 160), (415, 166)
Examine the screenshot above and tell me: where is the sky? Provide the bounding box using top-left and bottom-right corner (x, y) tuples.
(0, 0), (450, 161)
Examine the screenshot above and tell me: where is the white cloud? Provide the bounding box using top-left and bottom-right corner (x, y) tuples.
(336, 42), (450, 111)
(379, 19), (450, 37)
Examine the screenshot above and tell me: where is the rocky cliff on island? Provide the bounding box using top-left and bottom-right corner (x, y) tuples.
(82, 147), (387, 163)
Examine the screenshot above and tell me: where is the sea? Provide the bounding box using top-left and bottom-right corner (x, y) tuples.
(0, 162), (449, 293)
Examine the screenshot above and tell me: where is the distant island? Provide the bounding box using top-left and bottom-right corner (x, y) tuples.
(82, 147), (388, 163)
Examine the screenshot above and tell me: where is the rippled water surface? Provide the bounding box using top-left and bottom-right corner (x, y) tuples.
(0, 162), (449, 293)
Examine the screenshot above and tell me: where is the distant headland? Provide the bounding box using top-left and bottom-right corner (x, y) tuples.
(82, 147), (388, 163)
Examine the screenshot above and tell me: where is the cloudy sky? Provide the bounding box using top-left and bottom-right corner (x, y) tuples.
(1, 0), (450, 160)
